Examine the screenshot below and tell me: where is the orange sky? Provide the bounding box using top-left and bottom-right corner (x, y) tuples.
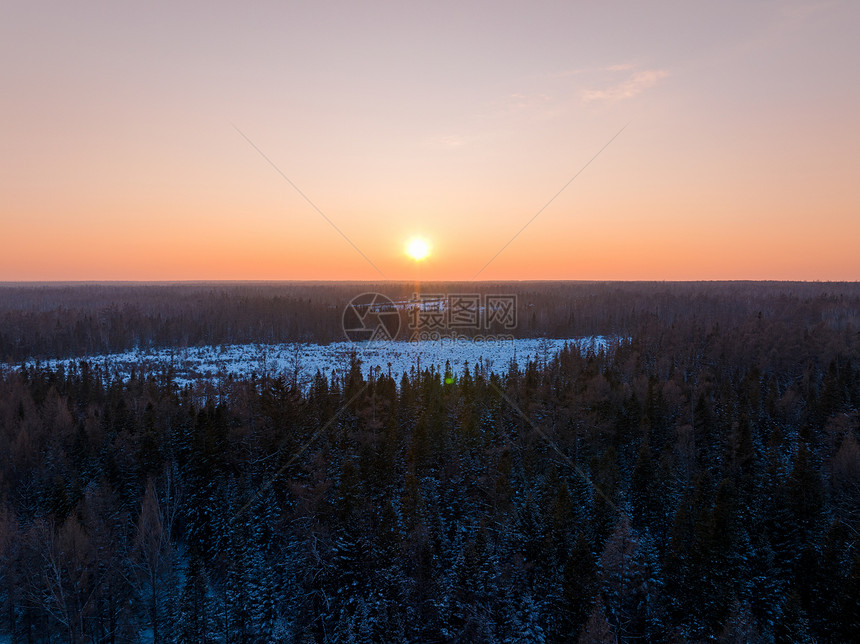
(1, 1), (858, 281)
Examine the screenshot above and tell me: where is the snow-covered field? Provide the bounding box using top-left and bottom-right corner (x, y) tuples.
(15, 336), (611, 390)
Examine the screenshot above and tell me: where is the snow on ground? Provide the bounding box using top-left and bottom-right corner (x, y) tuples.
(15, 336), (612, 390)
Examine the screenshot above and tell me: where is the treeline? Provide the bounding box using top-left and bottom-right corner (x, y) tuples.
(1, 281), (858, 361)
(0, 288), (858, 642)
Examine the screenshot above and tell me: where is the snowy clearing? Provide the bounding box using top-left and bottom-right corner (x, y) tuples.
(13, 337), (613, 389)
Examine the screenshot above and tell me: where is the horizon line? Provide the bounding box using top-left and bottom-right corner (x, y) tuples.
(1, 279), (858, 286)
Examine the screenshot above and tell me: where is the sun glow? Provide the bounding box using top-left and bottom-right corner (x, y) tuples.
(405, 237), (431, 261)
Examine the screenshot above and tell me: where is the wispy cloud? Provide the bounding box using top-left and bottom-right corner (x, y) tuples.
(507, 92), (552, 111)
(605, 63), (635, 72)
(545, 67), (589, 79)
(431, 135), (465, 149)
(582, 69), (669, 102)
(778, 0), (840, 23)
(425, 63), (667, 148)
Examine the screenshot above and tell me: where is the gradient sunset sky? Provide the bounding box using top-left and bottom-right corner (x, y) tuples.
(2, 1), (858, 281)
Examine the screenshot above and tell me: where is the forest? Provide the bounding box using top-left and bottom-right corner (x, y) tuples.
(0, 281), (858, 642)
(2, 281), (857, 361)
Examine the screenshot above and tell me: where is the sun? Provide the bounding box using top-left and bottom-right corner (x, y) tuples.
(405, 237), (431, 261)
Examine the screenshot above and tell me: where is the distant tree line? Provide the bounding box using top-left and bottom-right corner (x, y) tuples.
(0, 283), (857, 641)
(1, 281), (858, 362)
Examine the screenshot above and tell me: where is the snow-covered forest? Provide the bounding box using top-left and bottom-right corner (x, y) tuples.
(16, 337), (610, 391)
(0, 282), (858, 642)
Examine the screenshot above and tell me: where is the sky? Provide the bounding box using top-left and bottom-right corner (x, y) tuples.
(1, 0), (858, 281)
